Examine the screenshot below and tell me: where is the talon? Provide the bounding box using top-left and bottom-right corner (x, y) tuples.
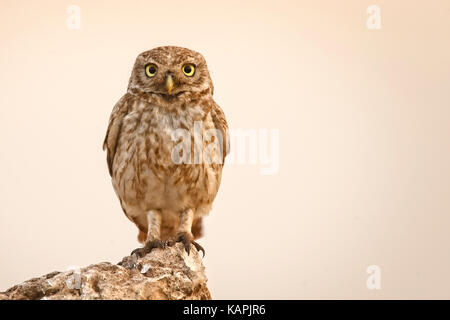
(192, 241), (205, 258)
(175, 232), (205, 257)
(185, 242), (191, 255)
(130, 239), (165, 258)
(130, 247), (144, 258)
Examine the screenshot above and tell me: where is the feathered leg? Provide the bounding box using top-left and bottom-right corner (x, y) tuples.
(131, 210), (165, 257)
(168, 208), (205, 257)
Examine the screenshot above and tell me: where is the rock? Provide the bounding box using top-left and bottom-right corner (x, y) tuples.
(0, 243), (211, 300)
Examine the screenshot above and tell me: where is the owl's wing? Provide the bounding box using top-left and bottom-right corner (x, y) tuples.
(211, 102), (230, 163)
(102, 94), (131, 176)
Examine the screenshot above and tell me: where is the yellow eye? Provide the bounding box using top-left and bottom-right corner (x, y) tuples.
(145, 64), (158, 77)
(182, 64), (195, 77)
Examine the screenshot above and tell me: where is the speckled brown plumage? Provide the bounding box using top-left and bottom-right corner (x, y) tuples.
(103, 46), (229, 256)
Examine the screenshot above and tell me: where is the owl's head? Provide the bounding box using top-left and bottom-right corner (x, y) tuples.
(128, 46), (213, 98)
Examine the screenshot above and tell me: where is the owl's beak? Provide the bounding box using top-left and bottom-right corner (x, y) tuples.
(165, 74), (174, 95)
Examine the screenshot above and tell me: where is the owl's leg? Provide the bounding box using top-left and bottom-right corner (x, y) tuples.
(168, 209), (205, 257)
(131, 210), (165, 257)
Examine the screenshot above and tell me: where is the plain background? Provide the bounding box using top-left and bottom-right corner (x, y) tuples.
(1, 0), (449, 299)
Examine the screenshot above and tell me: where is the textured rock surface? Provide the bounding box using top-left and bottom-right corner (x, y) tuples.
(0, 243), (211, 300)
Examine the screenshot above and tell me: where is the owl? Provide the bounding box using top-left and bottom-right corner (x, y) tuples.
(103, 46), (229, 257)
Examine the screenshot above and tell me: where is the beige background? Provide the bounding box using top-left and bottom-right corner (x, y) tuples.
(1, 0), (450, 299)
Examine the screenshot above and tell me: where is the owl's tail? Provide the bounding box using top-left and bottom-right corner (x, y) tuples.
(192, 217), (204, 240)
(137, 230), (147, 244)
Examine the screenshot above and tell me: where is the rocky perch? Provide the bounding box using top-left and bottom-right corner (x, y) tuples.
(0, 243), (211, 300)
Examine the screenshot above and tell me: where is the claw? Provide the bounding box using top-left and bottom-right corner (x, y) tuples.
(184, 241), (191, 255)
(192, 241), (205, 258)
(130, 239), (165, 258)
(173, 232), (205, 257)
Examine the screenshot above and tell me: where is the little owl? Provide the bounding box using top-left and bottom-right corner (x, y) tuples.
(103, 46), (229, 257)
